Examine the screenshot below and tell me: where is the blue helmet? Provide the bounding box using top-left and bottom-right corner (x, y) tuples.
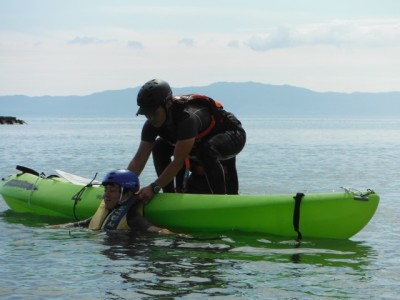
(102, 170), (140, 192)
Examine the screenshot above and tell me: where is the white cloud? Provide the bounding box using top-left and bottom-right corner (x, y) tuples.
(68, 36), (115, 45)
(227, 40), (240, 48)
(245, 20), (400, 51)
(127, 40), (143, 49)
(178, 38), (194, 47)
(246, 26), (294, 51)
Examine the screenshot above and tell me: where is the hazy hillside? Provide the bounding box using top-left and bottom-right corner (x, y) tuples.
(1, 82), (399, 118)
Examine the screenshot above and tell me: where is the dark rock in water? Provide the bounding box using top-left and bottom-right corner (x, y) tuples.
(0, 116), (26, 125)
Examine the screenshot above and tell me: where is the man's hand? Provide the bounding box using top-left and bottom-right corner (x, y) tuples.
(137, 185), (155, 204)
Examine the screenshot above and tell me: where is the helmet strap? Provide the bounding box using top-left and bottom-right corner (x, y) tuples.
(118, 187), (125, 205)
(163, 97), (173, 113)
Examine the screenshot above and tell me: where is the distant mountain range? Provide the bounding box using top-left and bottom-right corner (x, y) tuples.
(1, 82), (399, 118)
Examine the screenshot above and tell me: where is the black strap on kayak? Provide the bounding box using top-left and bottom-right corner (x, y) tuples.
(71, 172), (98, 221)
(293, 192), (305, 241)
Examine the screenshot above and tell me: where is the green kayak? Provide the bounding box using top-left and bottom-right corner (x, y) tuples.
(0, 166), (379, 239)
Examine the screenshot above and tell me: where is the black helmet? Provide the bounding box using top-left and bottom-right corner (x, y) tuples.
(136, 79), (172, 115)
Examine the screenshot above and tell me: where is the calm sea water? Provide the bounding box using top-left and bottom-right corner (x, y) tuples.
(1, 117), (399, 299)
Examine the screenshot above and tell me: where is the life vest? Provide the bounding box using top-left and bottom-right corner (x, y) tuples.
(172, 94), (225, 191)
(88, 199), (143, 231)
(172, 94), (224, 141)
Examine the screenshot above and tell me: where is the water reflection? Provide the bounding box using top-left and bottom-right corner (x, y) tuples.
(101, 232), (237, 298)
(99, 231), (376, 298)
(225, 233), (375, 270)
(1, 209), (72, 227)
(1, 210), (378, 299)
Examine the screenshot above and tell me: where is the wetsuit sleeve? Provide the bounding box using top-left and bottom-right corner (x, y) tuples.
(128, 210), (153, 232)
(141, 121), (158, 143)
(126, 199), (153, 232)
(128, 214), (154, 232)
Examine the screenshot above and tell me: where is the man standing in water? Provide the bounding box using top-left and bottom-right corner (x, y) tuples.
(127, 79), (246, 203)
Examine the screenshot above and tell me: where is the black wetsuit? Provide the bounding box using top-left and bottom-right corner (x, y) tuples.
(141, 95), (246, 194)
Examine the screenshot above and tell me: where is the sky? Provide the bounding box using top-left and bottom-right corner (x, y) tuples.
(0, 0), (399, 96)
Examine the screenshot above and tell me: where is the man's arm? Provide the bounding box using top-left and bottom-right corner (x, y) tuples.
(47, 218), (92, 229)
(137, 137), (195, 203)
(127, 140), (153, 176)
(156, 137), (195, 188)
(128, 214), (173, 234)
